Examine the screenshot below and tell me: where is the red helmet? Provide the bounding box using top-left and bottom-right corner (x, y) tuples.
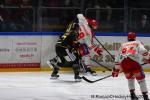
(87, 19), (98, 29)
(128, 32), (136, 41)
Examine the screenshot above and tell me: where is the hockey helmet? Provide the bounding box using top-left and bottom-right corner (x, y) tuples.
(128, 32), (136, 41)
(87, 19), (98, 29)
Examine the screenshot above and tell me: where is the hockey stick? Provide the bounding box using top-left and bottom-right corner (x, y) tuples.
(82, 75), (112, 83)
(94, 36), (115, 60)
(90, 58), (112, 71)
(82, 62), (147, 83)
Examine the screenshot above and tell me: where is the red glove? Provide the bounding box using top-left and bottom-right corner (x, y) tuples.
(112, 68), (119, 77)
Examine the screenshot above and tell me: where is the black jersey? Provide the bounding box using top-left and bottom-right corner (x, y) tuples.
(57, 31), (79, 50)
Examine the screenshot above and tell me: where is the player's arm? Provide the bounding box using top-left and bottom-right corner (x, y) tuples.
(112, 46), (123, 77)
(139, 41), (150, 63)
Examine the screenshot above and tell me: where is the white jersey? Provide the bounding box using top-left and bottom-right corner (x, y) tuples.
(115, 40), (149, 63)
(76, 14), (101, 66)
(77, 14), (94, 48)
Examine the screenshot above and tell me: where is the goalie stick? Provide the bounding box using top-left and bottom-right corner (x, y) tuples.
(82, 63), (147, 83)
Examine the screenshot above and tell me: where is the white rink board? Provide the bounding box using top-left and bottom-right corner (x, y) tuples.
(0, 35), (150, 69)
(41, 35), (150, 68)
(0, 36), (41, 68)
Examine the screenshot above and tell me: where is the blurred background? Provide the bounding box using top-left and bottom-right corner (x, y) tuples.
(0, 0), (150, 33)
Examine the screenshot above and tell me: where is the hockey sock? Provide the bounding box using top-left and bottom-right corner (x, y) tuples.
(137, 79), (148, 93)
(128, 79), (135, 91)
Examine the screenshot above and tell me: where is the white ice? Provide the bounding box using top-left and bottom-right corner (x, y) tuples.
(0, 71), (149, 100)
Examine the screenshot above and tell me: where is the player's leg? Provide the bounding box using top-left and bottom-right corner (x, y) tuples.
(125, 73), (139, 100)
(72, 62), (82, 82)
(77, 43), (97, 76)
(135, 70), (149, 100)
(47, 56), (60, 69)
(48, 56), (61, 79)
(123, 57), (149, 100)
(48, 46), (67, 79)
(121, 58), (139, 100)
(69, 52), (82, 82)
(82, 55), (97, 76)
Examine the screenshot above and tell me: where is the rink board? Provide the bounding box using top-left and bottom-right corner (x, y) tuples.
(0, 32), (150, 72)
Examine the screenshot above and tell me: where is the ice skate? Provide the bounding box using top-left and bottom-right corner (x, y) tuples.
(86, 68), (97, 76)
(50, 74), (59, 79)
(130, 93), (139, 100)
(50, 66), (60, 79)
(143, 93), (150, 100)
(74, 75), (82, 82)
(50, 71), (59, 79)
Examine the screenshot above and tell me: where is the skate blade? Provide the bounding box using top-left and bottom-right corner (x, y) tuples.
(85, 72), (91, 76)
(92, 73), (97, 76)
(50, 77), (59, 79)
(75, 79), (82, 82)
(85, 72), (97, 76)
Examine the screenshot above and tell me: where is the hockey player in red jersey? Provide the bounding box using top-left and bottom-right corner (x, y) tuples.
(77, 14), (102, 75)
(112, 32), (150, 100)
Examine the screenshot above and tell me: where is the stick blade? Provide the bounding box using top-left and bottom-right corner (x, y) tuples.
(82, 75), (112, 83)
(82, 76), (94, 83)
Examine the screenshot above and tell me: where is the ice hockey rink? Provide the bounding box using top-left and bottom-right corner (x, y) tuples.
(0, 71), (149, 100)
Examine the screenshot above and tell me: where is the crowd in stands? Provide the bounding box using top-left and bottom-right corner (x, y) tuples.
(0, 0), (35, 31)
(0, 0), (150, 32)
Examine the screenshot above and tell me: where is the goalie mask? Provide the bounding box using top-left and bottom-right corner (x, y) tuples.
(128, 32), (136, 41)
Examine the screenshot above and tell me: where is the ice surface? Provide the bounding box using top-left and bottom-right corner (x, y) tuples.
(0, 72), (149, 100)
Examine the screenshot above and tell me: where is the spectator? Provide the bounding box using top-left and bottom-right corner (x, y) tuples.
(93, 0), (112, 23)
(136, 14), (150, 33)
(9, 0), (22, 6)
(0, 4), (12, 31)
(4, 0), (32, 7)
(63, 0), (80, 7)
(42, 0), (59, 7)
(0, 0), (4, 7)
(20, 0), (32, 7)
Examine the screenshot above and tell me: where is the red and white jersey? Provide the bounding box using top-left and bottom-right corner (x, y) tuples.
(77, 14), (94, 48)
(115, 40), (149, 66)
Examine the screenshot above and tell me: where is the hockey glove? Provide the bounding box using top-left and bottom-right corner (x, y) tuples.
(112, 68), (119, 77)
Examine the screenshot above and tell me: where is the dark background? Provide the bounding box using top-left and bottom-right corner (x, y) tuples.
(0, 0), (150, 33)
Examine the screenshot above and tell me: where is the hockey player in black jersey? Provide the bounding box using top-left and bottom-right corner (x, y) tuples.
(47, 22), (82, 82)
